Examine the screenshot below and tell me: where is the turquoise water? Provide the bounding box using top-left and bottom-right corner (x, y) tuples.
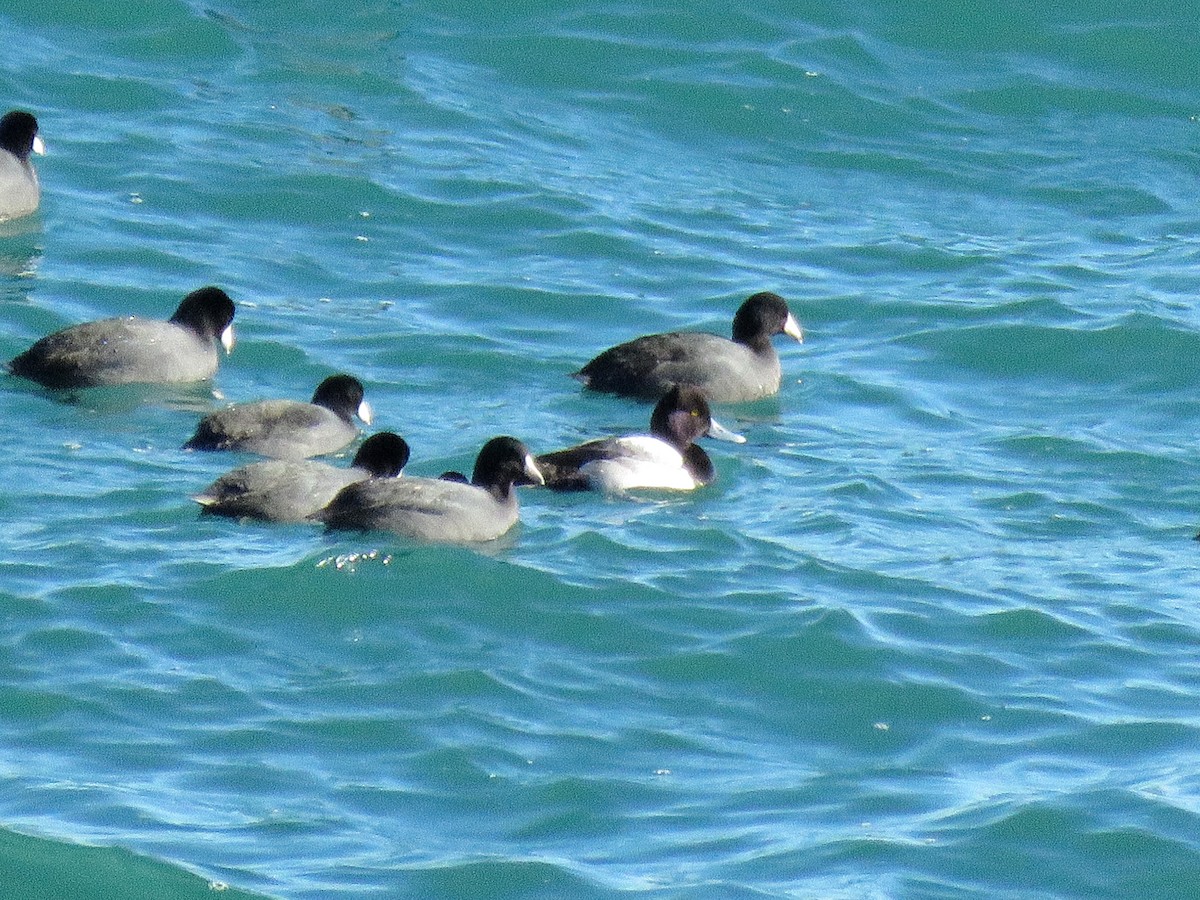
(3, 1), (1200, 897)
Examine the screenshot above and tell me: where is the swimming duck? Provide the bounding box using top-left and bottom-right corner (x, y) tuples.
(184, 374), (373, 460)
(536, 385), (744, 493)
(193, 431), (409, 523)
(573, 291), (802, 402)
(315, 436), (543, 543)
(9, 286), (236, 388)
(0, 110), (44, 221)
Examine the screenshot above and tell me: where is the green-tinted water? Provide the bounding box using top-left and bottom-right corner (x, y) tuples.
(2, 1), (1200, 897)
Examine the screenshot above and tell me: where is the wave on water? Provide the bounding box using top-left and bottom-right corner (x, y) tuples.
(0, 825), (265, 900)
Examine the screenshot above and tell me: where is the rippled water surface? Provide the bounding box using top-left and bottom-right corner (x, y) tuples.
(3, 1), (1200, 897)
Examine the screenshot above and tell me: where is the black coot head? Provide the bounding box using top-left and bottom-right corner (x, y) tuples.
(311, 374), (370, 423)
(471, 436), (545, 496)
(169, 286), (236, 344)
(352, 432), (410, 478)
(731, 292), (801, 347)
(0, 111), (40, 160)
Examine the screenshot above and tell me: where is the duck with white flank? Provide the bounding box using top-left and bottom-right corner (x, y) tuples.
(537, 385), (744, 493)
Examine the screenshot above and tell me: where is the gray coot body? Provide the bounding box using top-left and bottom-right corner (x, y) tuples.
(9, 287), (236, 388)
(193, 431), (409, 523)
(316, 436), (544, 543)
(0, 110), (44, 221)
(184, 374), (373, 460)
(536, 384), (745, 493)
(573, 291), (803, 403)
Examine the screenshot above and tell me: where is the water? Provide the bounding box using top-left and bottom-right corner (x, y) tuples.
(2, 1), (1200, 897)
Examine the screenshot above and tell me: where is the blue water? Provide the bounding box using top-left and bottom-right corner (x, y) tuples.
(3, 1), (1200, 897)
